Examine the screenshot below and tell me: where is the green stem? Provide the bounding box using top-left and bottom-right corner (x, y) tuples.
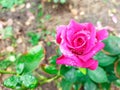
(0, 70), (16, 74)
(40, 75), (60, 85)
(34, 72), (47, 80)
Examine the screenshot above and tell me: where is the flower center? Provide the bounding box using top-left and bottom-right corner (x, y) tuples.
(70, 47), (85, 55)
(74, 37), (85, 47)
(77, 38), (84, 46)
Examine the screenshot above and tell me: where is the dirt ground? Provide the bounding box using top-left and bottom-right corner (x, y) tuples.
(0, 0), (120, 90)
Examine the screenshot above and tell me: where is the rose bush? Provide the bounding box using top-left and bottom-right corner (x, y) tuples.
(56, 20), (108, 70)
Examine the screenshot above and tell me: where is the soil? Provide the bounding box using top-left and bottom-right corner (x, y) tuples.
(0, 0), (120, 90)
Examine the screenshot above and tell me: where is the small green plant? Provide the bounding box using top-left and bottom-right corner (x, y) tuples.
(0, 26), (13, 39)
(47, 0), (67, 4)
(2, 45), (45, 89)
(27, 32), (41, 46)
(53, 0), (67, 4)
(0, 0), (25, 9)
(37, 4), (44, 18)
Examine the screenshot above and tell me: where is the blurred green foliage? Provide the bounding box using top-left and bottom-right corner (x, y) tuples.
(47, 0), (67, 4)
(0, 0), (25, 9)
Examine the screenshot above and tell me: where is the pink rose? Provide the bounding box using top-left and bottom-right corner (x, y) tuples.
(56, 20), (108, 70)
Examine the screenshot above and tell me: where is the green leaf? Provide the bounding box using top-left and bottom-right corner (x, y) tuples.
(103, 36), (120, 55)
(49, 55), (58, 65)
(84, 80), (97, 90)
(60, 0), (66, 4)
(17, 45), (45, 74)
(94, 51), (117, 66)
(53, 0), (59, 3)
(104, 64), (117, 82)
(42, 65), (58, 74)
(38, 10), (43, 18)
(16, 63), (24, 75)
(0, 0), (25, 8)
(47, 42), (52, 46)
(20, 74), (38, 88)
(60, 65), (72, 75)
(45, 14), (51, 20)
(0, 0), (14, 8)
(88, 67), (108, 83)
(75, 70), (88, 83)
(60, 78), (73, 90)
(64, 68), (77, 83)
(3, 76), (21, 89)
(0, 60), (11, 69)
(73, 83), (81, 90)
(101, 83), (111, 90)
(3, 26), (13, 39)
(114, 79), (120, 87)
(79, 68), (87, 75)
(115, 60), (120, 78)
(27, 32), (40, 46)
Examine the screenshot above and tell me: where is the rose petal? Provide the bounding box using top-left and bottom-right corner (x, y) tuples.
(83, 23), (96, 54)
(56, 55), (98, 70)
(56, 25), (66, 44)
(84, 58), (98, 70)
(68, 19), (83, 32)
(56, 55), (82, 67)
(60, 42), (73, 56)
(96, 29), (108, 41)
(66, 20), (83, 44)
(79, 42), (104, 61)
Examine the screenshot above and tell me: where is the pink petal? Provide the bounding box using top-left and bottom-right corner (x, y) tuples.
(68, 19), (83, 32)
(84, 23), (96, 54)
(56, 25), (66, 44)
(56, 55), (82, 67)
(66, 20), (83, 44)
(79, 42), (104, 61)
(60, 42), (73, 56)
(56, 55), (98, 70)
(84, 58), (98, 70)
(96, 29), (108, 41)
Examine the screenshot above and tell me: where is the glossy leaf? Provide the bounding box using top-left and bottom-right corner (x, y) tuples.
(75, 70), (88, 83)
(103, 36), (120, 55)
(84, 80), (97, 90)
(101, 83), (111, 90)
(64, 68), (77, 83)
(20, 74), (38, 88)
(60, 65), (72, 75)
(88, 67), (108, 83)
(94, 51), (117, 66)
(16, 63), (24, 75)
(3, 76), (20, 89)
(49, 55), (58, 65)
(60, 78), (73, 90)
(0, 60), (11, 69)
(17, 45), (45, 74)
(42, 65), (58, 74)
(104, 64), (118, 82)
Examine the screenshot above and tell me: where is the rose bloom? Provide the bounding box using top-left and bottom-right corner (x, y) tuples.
(56, 20), (108, 70)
